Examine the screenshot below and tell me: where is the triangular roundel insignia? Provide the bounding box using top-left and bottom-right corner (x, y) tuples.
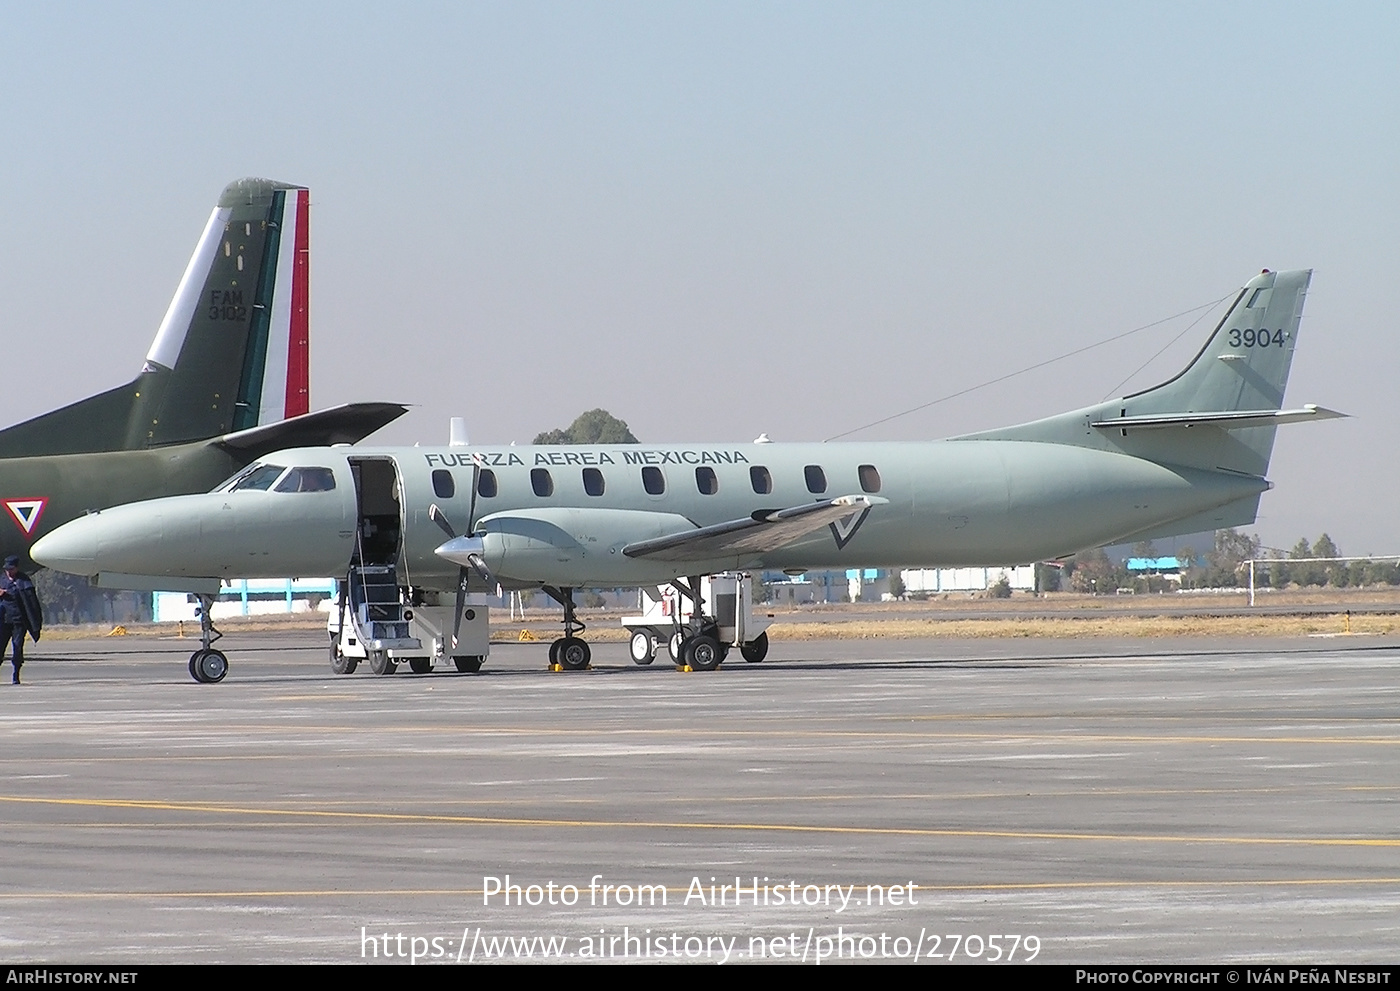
(4, 498), (48, 537)
(829, 506), (871, 550)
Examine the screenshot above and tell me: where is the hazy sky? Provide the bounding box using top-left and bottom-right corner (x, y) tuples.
(3, 2), (1396, 552)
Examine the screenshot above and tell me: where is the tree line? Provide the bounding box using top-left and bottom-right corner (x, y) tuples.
(1061, 530), (1400, 593)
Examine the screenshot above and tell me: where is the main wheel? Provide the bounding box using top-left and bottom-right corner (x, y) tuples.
(548, 639), (562, 666)
(740, 632), (769, 663)
(668, 631), (685, 664)
(408, 657), (432, 674)
(194, 649), (228, 683)
(453, 656), (483, 673)
(369, 651), (397, 675)
(629, 631), (655, 665)
(683, 635), (723, 672)
(188, 651), (203, 682)
(557, 637), (591, 670)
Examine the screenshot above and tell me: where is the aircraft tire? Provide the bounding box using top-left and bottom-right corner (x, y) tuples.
(684, 635), (723, 672)
(557, 637), (591, 670)
(368, 651), (396, 675)
(548, 639), (562, 667)
(329, 638), (358, 675)
(453, 656), (483, 673)
(630, 631), (656, 665)
(740, 632), (769, 663)
(668, 632), (685, 664)
(408, 657), (433, 674)
(189, 651), (204, 683)
(195, 649), (228, 684)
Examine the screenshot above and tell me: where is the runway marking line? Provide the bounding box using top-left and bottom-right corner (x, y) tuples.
(5, 726), (1397, 745)
(1, 794), (1397, 848)
(5, 783), (1395, 812)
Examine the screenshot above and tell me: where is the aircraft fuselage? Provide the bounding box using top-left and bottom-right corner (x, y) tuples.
(31, 438), (1266, 590)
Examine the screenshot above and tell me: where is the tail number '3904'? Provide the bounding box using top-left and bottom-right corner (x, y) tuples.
(1228, 328), (1285, 348)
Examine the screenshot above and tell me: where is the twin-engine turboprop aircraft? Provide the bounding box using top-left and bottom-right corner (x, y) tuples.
(33, 269), (1342, 682)
(0, 177), (406, 572)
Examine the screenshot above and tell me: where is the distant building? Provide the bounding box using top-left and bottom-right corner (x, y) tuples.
(761, 569), (875, 604)
(900, 565), (1037, 594)
(152, 578), (337, 622)
(1103, 532), (1212, 567)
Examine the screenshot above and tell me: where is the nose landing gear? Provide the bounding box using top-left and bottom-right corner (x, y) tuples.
(188, 593), (228, 684)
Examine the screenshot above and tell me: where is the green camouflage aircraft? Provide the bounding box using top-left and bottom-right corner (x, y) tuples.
(2, 177), (405, 571)
(34, 268), (1340, 682)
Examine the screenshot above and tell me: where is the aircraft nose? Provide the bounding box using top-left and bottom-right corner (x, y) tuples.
(31, 515), (100, 574)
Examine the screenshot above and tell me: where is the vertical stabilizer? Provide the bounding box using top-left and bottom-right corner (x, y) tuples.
(0, 178), (310, 457)
(958, 269), (1316, 477)
(1122, 268), (1311, 418)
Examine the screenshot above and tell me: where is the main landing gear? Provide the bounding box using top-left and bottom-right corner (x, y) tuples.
(542, 585), (591, 671)
(188, 593), (228, 684)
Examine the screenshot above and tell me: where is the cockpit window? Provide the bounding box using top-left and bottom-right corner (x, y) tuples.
(211, 463), (262, 493)
(274, 467), (337, 493)
(230, 464), (288, 491)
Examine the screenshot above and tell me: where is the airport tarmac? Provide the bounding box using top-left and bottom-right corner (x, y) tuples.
(1, 631), (1397, 965)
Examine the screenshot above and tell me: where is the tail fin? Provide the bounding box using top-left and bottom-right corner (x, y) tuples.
(0, 178), (310, 458)
(1123, 268), (1311, 417)
(958, 269), (1338, 477)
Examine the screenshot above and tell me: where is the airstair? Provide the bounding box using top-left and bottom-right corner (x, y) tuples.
(345, 564), (420, 651)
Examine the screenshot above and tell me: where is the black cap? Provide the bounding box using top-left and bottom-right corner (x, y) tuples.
(3, 556), (19, 568)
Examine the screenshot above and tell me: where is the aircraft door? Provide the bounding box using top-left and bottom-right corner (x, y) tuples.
(348, 458), (404, 567)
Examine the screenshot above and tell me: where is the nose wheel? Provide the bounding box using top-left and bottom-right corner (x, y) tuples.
(189, 648), (228, 683)
(188, 593), (229, 684)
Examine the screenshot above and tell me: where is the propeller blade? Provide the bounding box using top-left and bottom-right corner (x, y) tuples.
(467, 552), (493, 587)
(428, 503), (456, 539)
(451, 566), (469, 649)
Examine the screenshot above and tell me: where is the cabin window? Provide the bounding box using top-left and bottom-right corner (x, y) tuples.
(477, 469), (498, 498)
(642, 466), (665, 495)
(695, 466), (718, 495)
(583, 467), (606, 497)
(274, 467), (337, 493)
(531, 468), (554, 497)
(750, 465), (772, 494)
(804, 464), (827, 494)
(431, 469), (455, 499)
(858, 464), (881, 494)
(232, 464), (288, 492)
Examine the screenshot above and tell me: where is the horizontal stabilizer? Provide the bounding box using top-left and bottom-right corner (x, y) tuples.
(1091, 405), (1347, 432)
(623, 495), (887, 561)
(215, 402), (408, 455)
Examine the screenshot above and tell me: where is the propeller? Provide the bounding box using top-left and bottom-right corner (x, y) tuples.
(429, 502), (493, 650)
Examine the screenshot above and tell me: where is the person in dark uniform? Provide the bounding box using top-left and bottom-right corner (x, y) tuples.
(0, 555), (42, 684)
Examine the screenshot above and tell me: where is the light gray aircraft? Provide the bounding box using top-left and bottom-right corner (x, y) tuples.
(33, 268), (1341, 682)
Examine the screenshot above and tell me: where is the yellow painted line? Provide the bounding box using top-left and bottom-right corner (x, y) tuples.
(0, 795), (1396, 848)
(6, 783), (1394, 811)
(8, 725), (1399, 745)
(0, 877), (1398, 900)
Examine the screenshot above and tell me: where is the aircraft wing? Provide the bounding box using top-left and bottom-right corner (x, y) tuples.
(622, 494), (887, 561)
(213, 402), (409, 454)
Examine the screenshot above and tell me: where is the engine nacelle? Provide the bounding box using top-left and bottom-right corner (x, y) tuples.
(435, 507), (733, 586)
